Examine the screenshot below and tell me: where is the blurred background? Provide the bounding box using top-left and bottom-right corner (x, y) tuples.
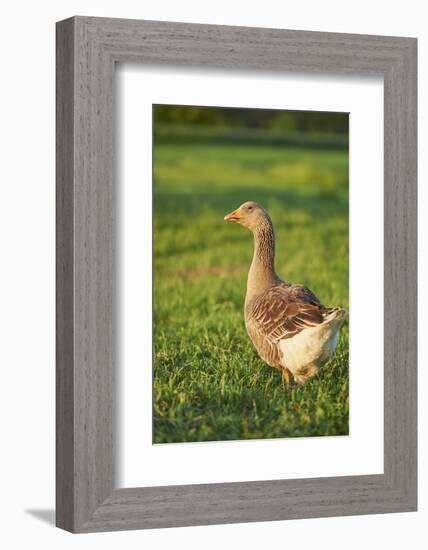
(153, 105), (349, 444)
(154, 104), (348, 147)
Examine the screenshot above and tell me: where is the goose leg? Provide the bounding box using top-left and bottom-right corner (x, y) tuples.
(282, 368), (292, 386)
(282, 368), (302, 389)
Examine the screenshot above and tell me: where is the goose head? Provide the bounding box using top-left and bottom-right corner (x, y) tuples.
(224, 201), (269, 232)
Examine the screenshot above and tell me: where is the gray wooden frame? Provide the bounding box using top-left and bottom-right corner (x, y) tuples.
(56, 16), (417, 533)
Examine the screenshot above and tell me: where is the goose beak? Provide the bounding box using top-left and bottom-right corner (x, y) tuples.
(224, 209), (242, 222)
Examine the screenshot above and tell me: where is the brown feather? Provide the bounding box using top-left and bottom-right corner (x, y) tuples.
(246, 282), (327, 349)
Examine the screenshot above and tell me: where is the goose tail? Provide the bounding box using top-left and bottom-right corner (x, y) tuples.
(323, 307), (346, 325)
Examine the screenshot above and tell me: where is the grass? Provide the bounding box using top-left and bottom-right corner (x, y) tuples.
(154, 123), (349, 150)
(153, 142), (349, 443)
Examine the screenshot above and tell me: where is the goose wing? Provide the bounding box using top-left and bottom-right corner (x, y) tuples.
(246, 283), (327, 343)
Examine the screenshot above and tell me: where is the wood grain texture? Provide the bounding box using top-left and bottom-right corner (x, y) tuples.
(56, 17), (75, 532)
(56, 16), (417, 533)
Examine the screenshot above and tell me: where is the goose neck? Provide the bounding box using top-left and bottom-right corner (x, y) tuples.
(246, 219), (278, 302)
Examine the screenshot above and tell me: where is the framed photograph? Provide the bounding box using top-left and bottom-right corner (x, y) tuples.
(56, 16), (417, 532)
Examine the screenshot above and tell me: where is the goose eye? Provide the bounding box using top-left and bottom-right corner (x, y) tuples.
(247, 206), (253, 211)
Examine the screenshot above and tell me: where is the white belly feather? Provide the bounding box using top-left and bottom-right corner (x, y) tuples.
(279, 320), (341, 376)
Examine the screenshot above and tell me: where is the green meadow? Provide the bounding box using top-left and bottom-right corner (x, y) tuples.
(153, 134), (349, 443)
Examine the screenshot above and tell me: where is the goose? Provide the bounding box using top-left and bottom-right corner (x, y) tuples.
(224, 201), (346, 386)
